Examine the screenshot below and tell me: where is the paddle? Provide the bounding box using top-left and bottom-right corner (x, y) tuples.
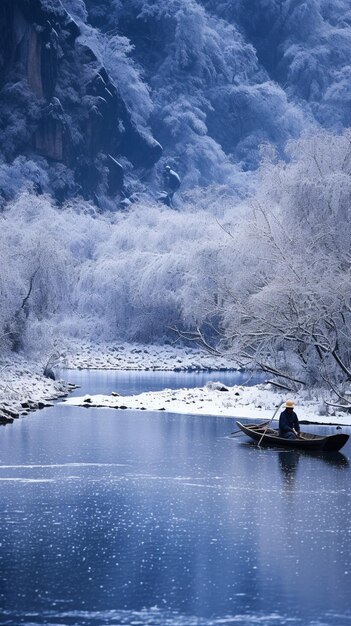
(230, 429), (245, 436)
(257, 403), (284, 448)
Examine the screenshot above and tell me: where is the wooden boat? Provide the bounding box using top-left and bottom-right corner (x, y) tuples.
(236, 421), (349, 452)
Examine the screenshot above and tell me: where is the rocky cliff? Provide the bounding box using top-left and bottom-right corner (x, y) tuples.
(0, 0), (162, 204)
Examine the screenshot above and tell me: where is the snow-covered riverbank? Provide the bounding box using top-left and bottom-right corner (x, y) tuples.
(0, 342), (236, 424)
(63, 380), (351, 427)
(2, 342), (351, 427)
(59, 342), (351, 425)
(61, 340), (237, 371)
(0, 354), (76, 424)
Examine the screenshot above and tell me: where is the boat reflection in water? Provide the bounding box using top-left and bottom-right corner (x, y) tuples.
(278, 448), (349, 491)
(240, 438), (349, 491)
(278, 448), (349, 470)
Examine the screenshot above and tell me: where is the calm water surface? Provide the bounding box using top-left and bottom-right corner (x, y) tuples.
(0, 370), (350, 626)
(56, 368), (262, 397)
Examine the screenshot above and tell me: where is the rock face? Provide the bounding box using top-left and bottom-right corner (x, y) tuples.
(34, 97), (67, 161)
(1, 1), (69, 98)
(0, 0), (162, 202)
(0, 3), (15, 87)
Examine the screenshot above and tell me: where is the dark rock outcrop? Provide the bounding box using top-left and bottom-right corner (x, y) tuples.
(119, 127), (163, 168)
(43, 365), (56, 381)
(34, 97), (69, 161)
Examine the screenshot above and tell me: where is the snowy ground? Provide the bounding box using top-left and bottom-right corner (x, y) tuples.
(63, 380), (351, 427)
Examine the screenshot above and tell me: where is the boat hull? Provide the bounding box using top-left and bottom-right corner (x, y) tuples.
(236, 421), (349, 452)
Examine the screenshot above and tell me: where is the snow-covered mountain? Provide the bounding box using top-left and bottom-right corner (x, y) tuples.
(1, 0), (351, 205)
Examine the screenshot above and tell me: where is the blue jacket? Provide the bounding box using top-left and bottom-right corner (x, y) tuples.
(279, 409), (300, 435)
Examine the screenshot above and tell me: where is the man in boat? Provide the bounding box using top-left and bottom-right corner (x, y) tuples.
(279, 400), (301, 439)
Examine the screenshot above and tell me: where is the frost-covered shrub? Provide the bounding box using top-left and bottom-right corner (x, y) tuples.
(0, 80), (42, 161)
(0, 192), (107, 351)
(60, 0), (88, 22)
(0, 157), (49, 208)
(78, 25), (154, 128)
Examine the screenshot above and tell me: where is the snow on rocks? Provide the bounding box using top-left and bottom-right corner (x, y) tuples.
(63, 381), (351, 426)
(0, 354), (78, 425)
(59, 339), (237, 372)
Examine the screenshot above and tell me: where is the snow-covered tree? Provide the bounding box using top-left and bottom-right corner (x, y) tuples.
(204, 130), (351, 394)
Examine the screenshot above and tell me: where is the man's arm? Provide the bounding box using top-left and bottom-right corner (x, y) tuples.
(293, 413), (300, 433)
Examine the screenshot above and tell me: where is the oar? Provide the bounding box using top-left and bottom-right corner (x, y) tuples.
(257, 403), (284, 448)
(230, 429), (245, 436)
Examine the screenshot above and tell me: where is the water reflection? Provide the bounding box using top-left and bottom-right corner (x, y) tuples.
(278, 449), (349, 471)
(278, 448), (349, 490)
(313, 451), (349, 468)
(279, 450), (300, 490)
(57, 368), (265, 397)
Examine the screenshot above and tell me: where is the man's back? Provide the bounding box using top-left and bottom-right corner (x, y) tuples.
(279, 409), (299, 435)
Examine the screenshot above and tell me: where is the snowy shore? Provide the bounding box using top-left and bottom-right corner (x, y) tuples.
(63, 380), (351, 427)
(0, 353), (77, 424)
(59, 342), (351, 426)
(0, 342), (236, 425)
(57, 341), (351, 427)
(2, 342), (351, 427)
(61, 339), (237, 371)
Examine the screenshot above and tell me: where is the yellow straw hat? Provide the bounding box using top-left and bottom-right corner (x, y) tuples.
(284, 400), (294, 408)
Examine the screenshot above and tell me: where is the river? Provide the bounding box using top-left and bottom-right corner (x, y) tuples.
(0, 370), (350, 626)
